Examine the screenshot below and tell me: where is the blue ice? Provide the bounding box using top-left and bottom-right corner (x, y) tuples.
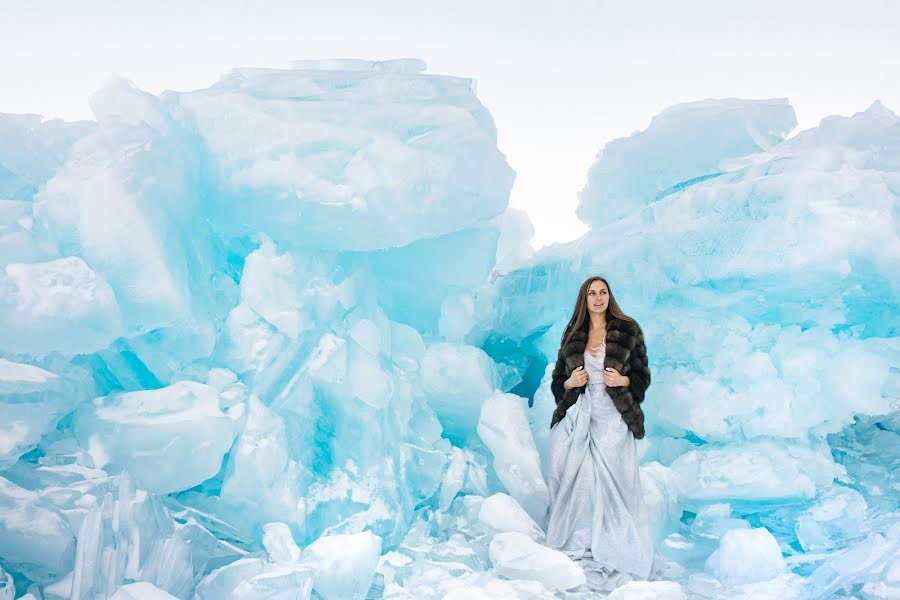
(0, 60), (897, 599)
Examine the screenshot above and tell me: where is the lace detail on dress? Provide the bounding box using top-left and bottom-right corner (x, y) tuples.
(585, 340), (606, 358)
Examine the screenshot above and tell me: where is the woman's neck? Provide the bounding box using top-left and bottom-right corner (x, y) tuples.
(589, 313), (607, 331)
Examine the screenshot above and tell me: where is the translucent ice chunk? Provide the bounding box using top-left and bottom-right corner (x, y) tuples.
(704, 528), (786, 586)
(239, 238), (305, 339)
(194, 554), (314, 600)
(806, 526), (900, 596)
(0, 475), (76, 582)
(33, 76), (221, 335)
(220, 396), (303, 523)
(0, 257), (122, 356)
(109, 582), (179, 600)
(0, 113), (94, 202)
(477, 493), (544, 540)
(639, 462), (683, 543)
(359, 226), (500, 333)
(73, 382), (241, 493)
(263, 522), (302, 564)
(68, 473), (195, 600)
(301, 531), (382, 600)
(488, 531), (585, 591)
(437, 446), (468, 511)
(860, 553), (900, 600)
(221, 303), (288, 377)
(177, 61), (514, 251)
(0, 199), (45, 268)
(230, 566), (314, 600)
(795, 486), (868, 551)
(688, 572), (808, 600)
(578, 98), (796, 227)
(423, 343), (497, 442)
(0, 359), (78, 468)
(670, 441), (843, 501)
(492, 207), (535, 274)
(439, 293), (476, 341)
(528, 364), (557, 476)
(220, 397), (306, 532)
(477, 391), (549, 523)
(195, 558), (267, 600)
(0, 565), (13, 600)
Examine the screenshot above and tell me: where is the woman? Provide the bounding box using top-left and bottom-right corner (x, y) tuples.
(545, 276), (653, 590)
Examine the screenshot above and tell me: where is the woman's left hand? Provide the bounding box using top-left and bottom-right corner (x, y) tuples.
(604, 368), (630, 387)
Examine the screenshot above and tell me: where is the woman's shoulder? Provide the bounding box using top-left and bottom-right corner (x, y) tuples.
(608, 316), (643, 338)
(569, 328), (588, 341)
(559, 327), (588, 351)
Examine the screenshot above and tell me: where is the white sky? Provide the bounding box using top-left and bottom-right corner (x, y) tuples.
(2, 0), (898, 247)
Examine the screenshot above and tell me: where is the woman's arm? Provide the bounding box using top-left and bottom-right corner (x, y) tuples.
(628, 331), (651, 402)
(550, 351), (567, 405)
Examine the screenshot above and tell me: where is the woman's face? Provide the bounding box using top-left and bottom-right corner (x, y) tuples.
(586, 280), (609, 316)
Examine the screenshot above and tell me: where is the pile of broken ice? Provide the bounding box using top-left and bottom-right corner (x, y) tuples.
(0, 59), (897, 599)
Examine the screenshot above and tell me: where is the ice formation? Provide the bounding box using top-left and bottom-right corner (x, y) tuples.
(0, 59), (897, 600)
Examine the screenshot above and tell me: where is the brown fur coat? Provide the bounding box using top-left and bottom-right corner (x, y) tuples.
(550, 317), (651, 439)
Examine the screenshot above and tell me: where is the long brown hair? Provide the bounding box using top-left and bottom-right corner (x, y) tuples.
(561, 276), (634, 347)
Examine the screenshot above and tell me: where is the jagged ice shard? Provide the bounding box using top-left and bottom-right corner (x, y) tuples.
(0, 60), (897, 600)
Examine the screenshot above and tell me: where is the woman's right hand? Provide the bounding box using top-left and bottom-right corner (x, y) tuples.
(563, 366), (588, 390)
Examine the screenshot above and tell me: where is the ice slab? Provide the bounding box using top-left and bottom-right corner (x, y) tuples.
(0, 257), (122, 356)
(577, 98), (796, 227)
(0, 359), (80, 468)
(488, 531), (585, 591)
(0, 475), (76, 582)
(73, 382), (241, 493)
(0, 113), (94, 202)
(704, 527), (786, 586)
(477, 493), (544, 540)
(477, 391), (549, 523)
(108, 582), (179, 600)
(669, 441), (843, 501)
(175, 59), (514, 251)
(301, 531), (382, 600)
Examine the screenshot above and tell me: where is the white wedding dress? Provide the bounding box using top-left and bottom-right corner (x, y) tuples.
(545, 343), (653, 590)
